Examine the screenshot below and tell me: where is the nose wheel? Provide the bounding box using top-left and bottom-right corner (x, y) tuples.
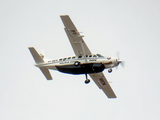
(84, 73), (90, 84)
(85, 79), (90, 84)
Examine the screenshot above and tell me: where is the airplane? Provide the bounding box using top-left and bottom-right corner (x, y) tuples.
(28, 15), (124, 98)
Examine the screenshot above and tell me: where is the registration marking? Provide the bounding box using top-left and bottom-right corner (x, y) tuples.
(99, 78), (106, 85)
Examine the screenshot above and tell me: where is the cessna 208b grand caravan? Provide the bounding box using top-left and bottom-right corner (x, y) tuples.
(29, 15), (124, 98)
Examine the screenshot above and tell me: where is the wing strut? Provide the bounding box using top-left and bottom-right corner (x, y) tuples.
(80, 40), (87, 62)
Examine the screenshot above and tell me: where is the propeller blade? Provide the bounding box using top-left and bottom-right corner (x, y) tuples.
(116, 51), (120, 59)
(117, 59), (125, 68)
(121, 61), (125, 67)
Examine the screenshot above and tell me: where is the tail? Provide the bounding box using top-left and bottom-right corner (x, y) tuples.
(28, 47), (52, 80)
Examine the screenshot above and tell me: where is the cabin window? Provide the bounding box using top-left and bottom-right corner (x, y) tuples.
(86, 55), (88, 57)
(63, 58), (67, 61)
(52, 60), (55, 62)
(68, 57), (71, 59)
(97, 54), (104, 57)
(89, 55), (92, 57)
(93, 55), (97, 57)
(78, 56), (82, 58)
(59, 59), (62, 61)
(72, 56), (76, 59)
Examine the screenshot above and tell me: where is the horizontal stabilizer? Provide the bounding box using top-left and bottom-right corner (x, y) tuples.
(28, 47), (44, 63)
(39, 67), (52, 80)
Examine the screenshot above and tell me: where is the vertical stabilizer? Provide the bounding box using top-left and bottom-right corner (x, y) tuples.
(28, 47), (44, 63)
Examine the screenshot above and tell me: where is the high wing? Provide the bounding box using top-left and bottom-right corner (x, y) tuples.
(60, 15), (91, 57)
(89, 72), (117, 98)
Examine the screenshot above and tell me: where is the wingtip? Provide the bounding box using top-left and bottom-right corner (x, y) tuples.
(60, 15), (69, 17)
(108, 96), (117, 99)
(47, 77), (53, 80)
(28, 47), (34, 49)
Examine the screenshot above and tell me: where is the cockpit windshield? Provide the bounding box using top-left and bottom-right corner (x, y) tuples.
(96, 54), (104, 57)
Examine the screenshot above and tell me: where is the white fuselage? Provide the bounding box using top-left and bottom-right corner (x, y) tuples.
(35, 54), (120, 75)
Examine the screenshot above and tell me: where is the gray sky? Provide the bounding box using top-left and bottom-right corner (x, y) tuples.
(1, 0), (160, 120)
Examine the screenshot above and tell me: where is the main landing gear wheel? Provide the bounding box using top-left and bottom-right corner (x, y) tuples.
(74, 61), (80, 66)
(85, 79), (90, 84)
(108, 68), (112, 73)
(84, 73), (90, 84)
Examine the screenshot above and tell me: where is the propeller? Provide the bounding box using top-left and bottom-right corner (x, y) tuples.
(116, 52), (125, 68)
(118, 60), (125, 67)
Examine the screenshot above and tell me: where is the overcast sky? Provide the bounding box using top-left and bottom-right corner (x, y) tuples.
(1, 0), (160, 120)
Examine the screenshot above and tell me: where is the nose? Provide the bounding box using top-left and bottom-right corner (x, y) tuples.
(114, 59), (120, 66)
(117, 60), (122, 63)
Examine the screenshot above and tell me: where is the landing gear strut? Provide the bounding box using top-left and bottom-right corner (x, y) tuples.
(108, 68), (112, 73)
(84, 73), (90, 84)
